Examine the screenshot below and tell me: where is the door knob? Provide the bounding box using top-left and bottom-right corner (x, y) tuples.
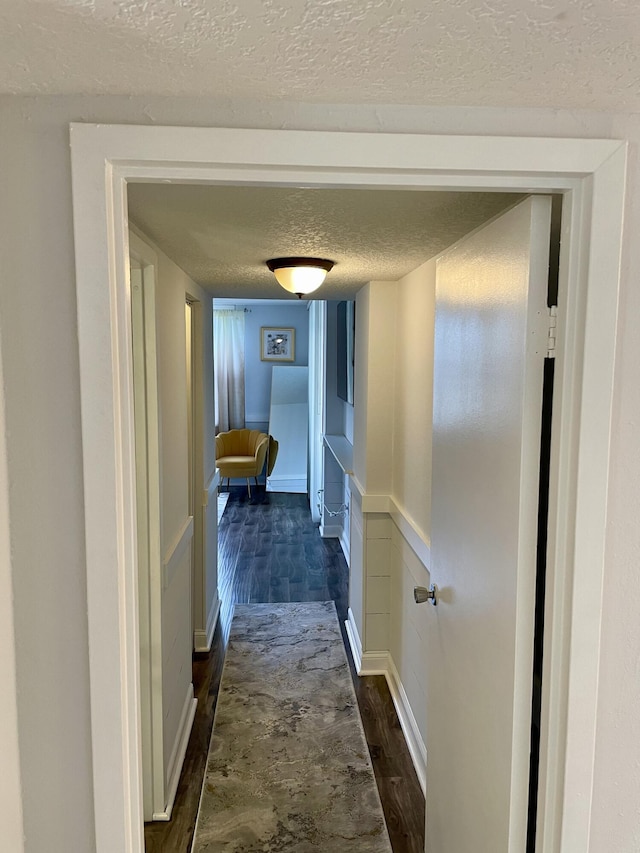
(414, 584), (438, 606)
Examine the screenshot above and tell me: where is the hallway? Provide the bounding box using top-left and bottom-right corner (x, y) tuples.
(144, 489), (425, 852)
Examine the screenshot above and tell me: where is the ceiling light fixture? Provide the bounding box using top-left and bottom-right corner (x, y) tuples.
(266, 257), (335, 298)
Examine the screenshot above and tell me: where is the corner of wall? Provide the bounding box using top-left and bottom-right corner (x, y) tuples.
(0, 330), (25, 852)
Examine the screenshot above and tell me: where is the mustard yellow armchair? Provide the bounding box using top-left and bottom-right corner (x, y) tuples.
(215, 429), (269, 497)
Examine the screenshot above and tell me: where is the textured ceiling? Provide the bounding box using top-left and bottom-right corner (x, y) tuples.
(1, 0), (639, 110)
(127, 183), (519, 298)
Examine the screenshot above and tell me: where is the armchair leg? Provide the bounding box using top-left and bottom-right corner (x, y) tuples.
(247, 478), (251, 498)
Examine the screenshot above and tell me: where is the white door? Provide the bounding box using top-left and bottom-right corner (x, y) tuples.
(426, 196), (552, 852)
(308, 301), (326, 523)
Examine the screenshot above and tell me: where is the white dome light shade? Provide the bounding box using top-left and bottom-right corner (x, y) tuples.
(273, 265), (327, 294)
(267, 257), (335, 298)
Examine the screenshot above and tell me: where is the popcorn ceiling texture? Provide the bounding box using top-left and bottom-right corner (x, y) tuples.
(127, 183), (518, 297)
(1, 0), (638, 110)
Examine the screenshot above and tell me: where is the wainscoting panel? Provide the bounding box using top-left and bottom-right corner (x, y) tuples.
(367, 537), (391, 577)
(362, 513), (392, 652)
(194, 470), (220, 652)
(345, 494), (431, 795)
(346, 610), (427, 795)
(366, 575), (391, 613)
(390, 522), (430, 749)
(365, 613), (389, 650)
(161, 528), (194, 795)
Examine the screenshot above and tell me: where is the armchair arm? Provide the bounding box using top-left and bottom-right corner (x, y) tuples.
(254, 434), (269, 474)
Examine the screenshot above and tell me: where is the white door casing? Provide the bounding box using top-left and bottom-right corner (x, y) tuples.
(427, 196), (551, 851)
(129, 232), (164, 823)
(308, 300), (327, 524)
(68, 126), (626, 853)
(184, 296), (207, 650)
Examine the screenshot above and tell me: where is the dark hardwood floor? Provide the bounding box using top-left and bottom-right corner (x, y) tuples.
(144, 488), (425, 853)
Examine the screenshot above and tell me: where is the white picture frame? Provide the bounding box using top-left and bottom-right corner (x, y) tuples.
(261, 327), (295, 361)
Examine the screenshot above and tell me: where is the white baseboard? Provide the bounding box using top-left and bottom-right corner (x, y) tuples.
(193, 630), (208, 654)
(339, 526), (350, 566)
(345, 608), (363, 672)
(320, 523), (343, 539)
(386, 656), (427, 796)
(359, 650), (390, 676)
(153, 685), (197, 821)
(344, 609), (426, 797)
(345, 610), (388, 676)
(266, 475), (307, 493)
(193, 595), (220, 653)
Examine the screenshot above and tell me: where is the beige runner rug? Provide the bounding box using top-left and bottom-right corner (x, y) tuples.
(193, 601), (392, 852)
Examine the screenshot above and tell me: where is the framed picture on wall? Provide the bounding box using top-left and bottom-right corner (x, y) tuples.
(261, 327), (295, 362)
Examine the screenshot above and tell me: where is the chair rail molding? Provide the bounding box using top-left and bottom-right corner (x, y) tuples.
(162, 516), (194, 591)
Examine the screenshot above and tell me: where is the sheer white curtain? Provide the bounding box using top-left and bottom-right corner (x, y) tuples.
(213, 309), (245, 433)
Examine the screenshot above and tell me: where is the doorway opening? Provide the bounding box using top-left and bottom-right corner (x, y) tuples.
(136, 186), (560, 852)
(70, 125), (625, 853)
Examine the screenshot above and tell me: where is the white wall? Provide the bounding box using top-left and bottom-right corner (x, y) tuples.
(350, 284), (396, 653)
(0, 95), (639, 850)
(387, 259), (437, 755)
(353, 284), (370, 490)
(242, 302), (309, 426)
(0, 326), (24, 852)
(353, 282), (396, 495)
(392, 259), (436, 539)
(390, 526), (428, 744)
(590, 112), (640, 852)
(351, 269), (435, 663)
(368, 284), (397, 497)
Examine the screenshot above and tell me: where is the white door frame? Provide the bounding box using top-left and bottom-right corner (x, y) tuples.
(308, 300), (327, 524)
(69, 125), (626, 853)
(128, 232), (165, 822)
(0, 330), (25, 853)
(185, 295), (208, 652)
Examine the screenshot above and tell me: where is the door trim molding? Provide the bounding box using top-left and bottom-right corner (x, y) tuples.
(0, 323), (25, 853)
(128, 230), (165, 822)
(69, 124), (626, 853)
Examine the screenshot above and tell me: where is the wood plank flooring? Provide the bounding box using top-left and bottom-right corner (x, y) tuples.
(144, 488), (425, 853)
